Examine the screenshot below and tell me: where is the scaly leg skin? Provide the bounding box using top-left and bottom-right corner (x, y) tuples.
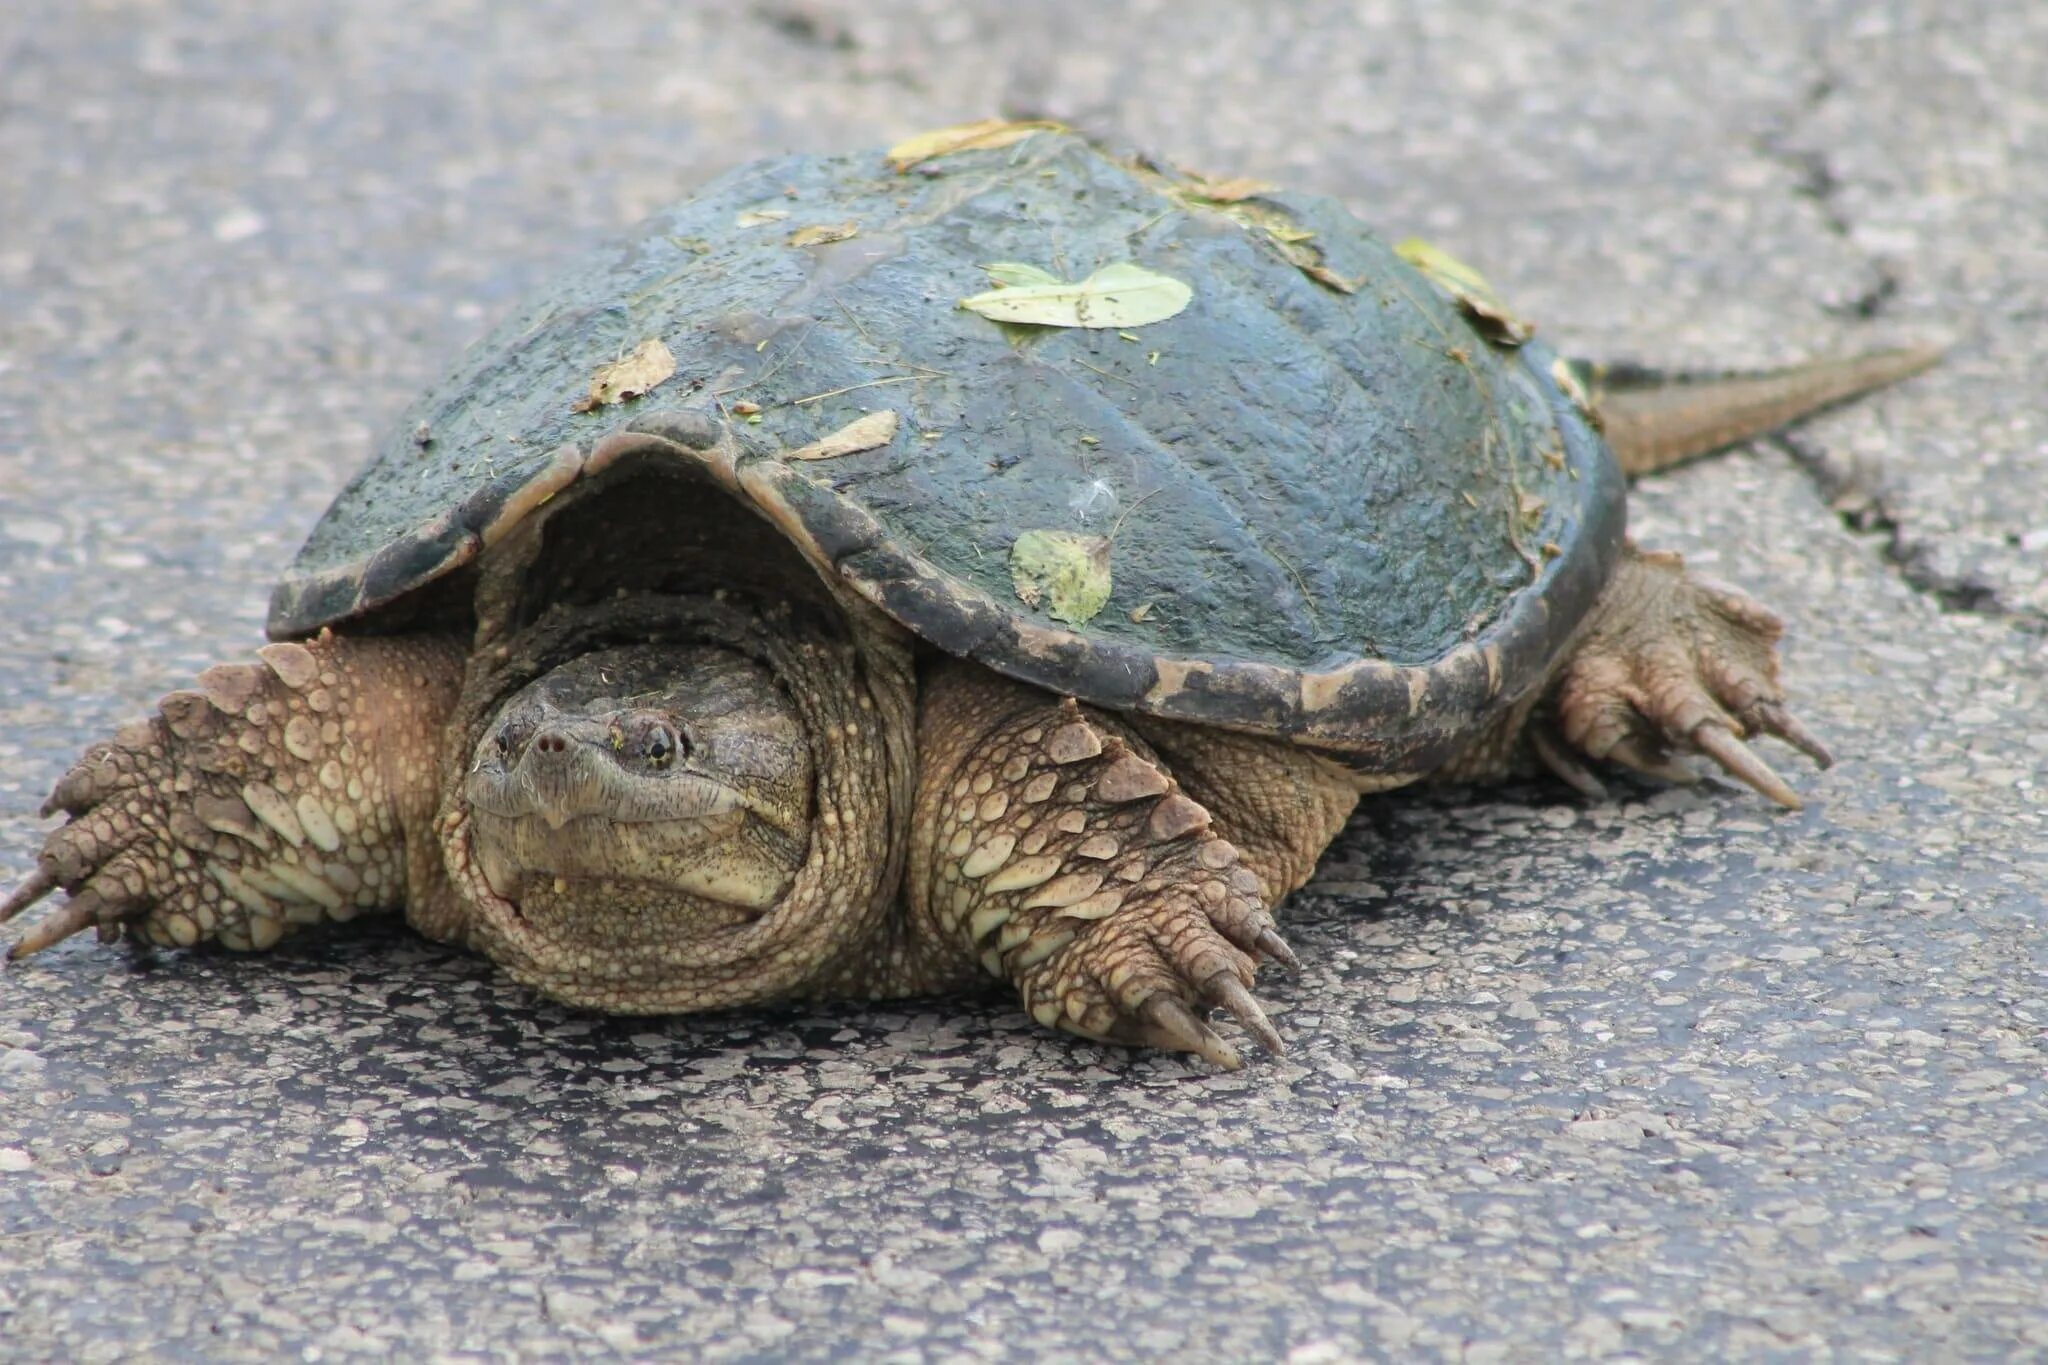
(1448, 541), (1832, 807)
(1, 632), (463, 960)
(907, 662), (1357, 1068)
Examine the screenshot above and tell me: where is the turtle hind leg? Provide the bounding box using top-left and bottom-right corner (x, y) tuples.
(1532, 542), (1831, 809)
(3, 632), (462, 961)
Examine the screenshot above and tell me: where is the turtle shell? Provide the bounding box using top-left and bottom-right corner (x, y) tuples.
(270, 128), (1623, 771)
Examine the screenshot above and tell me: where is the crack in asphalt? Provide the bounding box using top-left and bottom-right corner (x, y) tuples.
(1751, 62), (2038, 629)
(1773, 432), (2044, 631)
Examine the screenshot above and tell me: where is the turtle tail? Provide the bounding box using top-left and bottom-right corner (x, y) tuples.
(1570, 344), (1941, 477)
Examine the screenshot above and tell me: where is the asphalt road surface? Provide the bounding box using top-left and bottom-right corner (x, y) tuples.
(2, 2), (2043, 1358)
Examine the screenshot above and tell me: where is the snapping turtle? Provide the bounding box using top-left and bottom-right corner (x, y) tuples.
(2, 126), (1934, 1066)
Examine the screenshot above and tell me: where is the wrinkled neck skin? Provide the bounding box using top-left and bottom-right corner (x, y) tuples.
(435, 587), (916, 1014)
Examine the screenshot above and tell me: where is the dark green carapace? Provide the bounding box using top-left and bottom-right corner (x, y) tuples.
(272, 130), (1622, 765)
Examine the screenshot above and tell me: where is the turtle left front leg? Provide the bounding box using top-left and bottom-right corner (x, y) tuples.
(1450, 541), (1833, 807)
(906, 663), (1357, 1067)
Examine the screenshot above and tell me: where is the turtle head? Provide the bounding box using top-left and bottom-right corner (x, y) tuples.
(457, 641), (816, 999)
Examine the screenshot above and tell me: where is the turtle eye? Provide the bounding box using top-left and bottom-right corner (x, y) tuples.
(634, 716), (685, 769)
(494, 718), (531, 760)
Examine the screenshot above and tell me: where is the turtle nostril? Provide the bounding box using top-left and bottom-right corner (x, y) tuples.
(534, 732), (568, 755)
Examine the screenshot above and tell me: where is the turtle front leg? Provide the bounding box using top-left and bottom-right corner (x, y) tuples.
(2, 632), (462, 959)
(1452, 542), (1832, 807)
(907, 664), (1348, 1068)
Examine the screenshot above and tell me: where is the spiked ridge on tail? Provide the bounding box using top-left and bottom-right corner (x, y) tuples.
(1577, 344), (1941, 477)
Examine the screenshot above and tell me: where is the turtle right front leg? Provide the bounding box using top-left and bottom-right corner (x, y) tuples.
(2, 632), (462, 959)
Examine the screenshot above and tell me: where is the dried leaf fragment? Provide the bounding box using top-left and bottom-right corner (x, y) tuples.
(1396, 237), (1534, 344)
(1180, 172), (1279, 203)
(736, 208), (793, 228)
(1179, 190), (1356, 294)
(886, 118), (1067, 172)
(1010, 530), (1112, 626)
(1549, 356), (1600, 424)
(570, 338), (676, 413)
(960, 262), (1193, 330)
(789, 220), (860, 248)
(1295, 257), (1360, 294)
(784, 409), (900, 461)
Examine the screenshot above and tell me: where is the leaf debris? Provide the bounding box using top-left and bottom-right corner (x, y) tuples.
(788, 221), (860, 248)
(961, 262), (1193, 330)
(1010, 530), (1113, 625)
(570, 338), (677, 413)
(1396, 238), (1534, 344)
(735, 208), (793, 228)
(1179, 172), (1279, 203)
(886, 119), (1067, 172)
(784, 409), (900, 461)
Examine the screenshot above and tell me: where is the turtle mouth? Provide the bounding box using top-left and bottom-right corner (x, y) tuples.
(443, 806), (779, 1011)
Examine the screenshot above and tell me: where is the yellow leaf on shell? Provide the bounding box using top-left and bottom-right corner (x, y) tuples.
(1010, 530), (1112, 626)
(570, 338), (676, 413)
(886, 118), (1067, 172)
(784, 409), (900, 461)
(960, 262), (1193, 330)
(788, 220), (860, 248)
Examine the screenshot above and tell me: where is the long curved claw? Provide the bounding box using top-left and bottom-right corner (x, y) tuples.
(1530, 726), (1609, 800)
(0, 865), (58, 927)
(6, 897), (100, 960)
(1138, 993), (1242, 1070)
(1206, 972), (1285, 1057)
(1607, 735), (1701, 787)
(1693, 724), (1802, 810)
(1752, 701), (1833, 769)
(1254, 927), (1301, 972)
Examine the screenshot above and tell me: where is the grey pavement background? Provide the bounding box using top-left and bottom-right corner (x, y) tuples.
(1, 1), (2044, 1359)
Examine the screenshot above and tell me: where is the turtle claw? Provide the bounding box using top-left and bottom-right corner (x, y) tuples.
(1138, 994), (1243, 1070)
(1692, 723), (1801, 810)
(1750, 700), (1833, 769)
(1253, 926), (1301, 972)
(1551, 544), (1830, 810)
(6, 896), (101, 961)
(1206, 972), (1285, 1057)
(1529, 726), (1609, 800)
(0, 865), (57, 929)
